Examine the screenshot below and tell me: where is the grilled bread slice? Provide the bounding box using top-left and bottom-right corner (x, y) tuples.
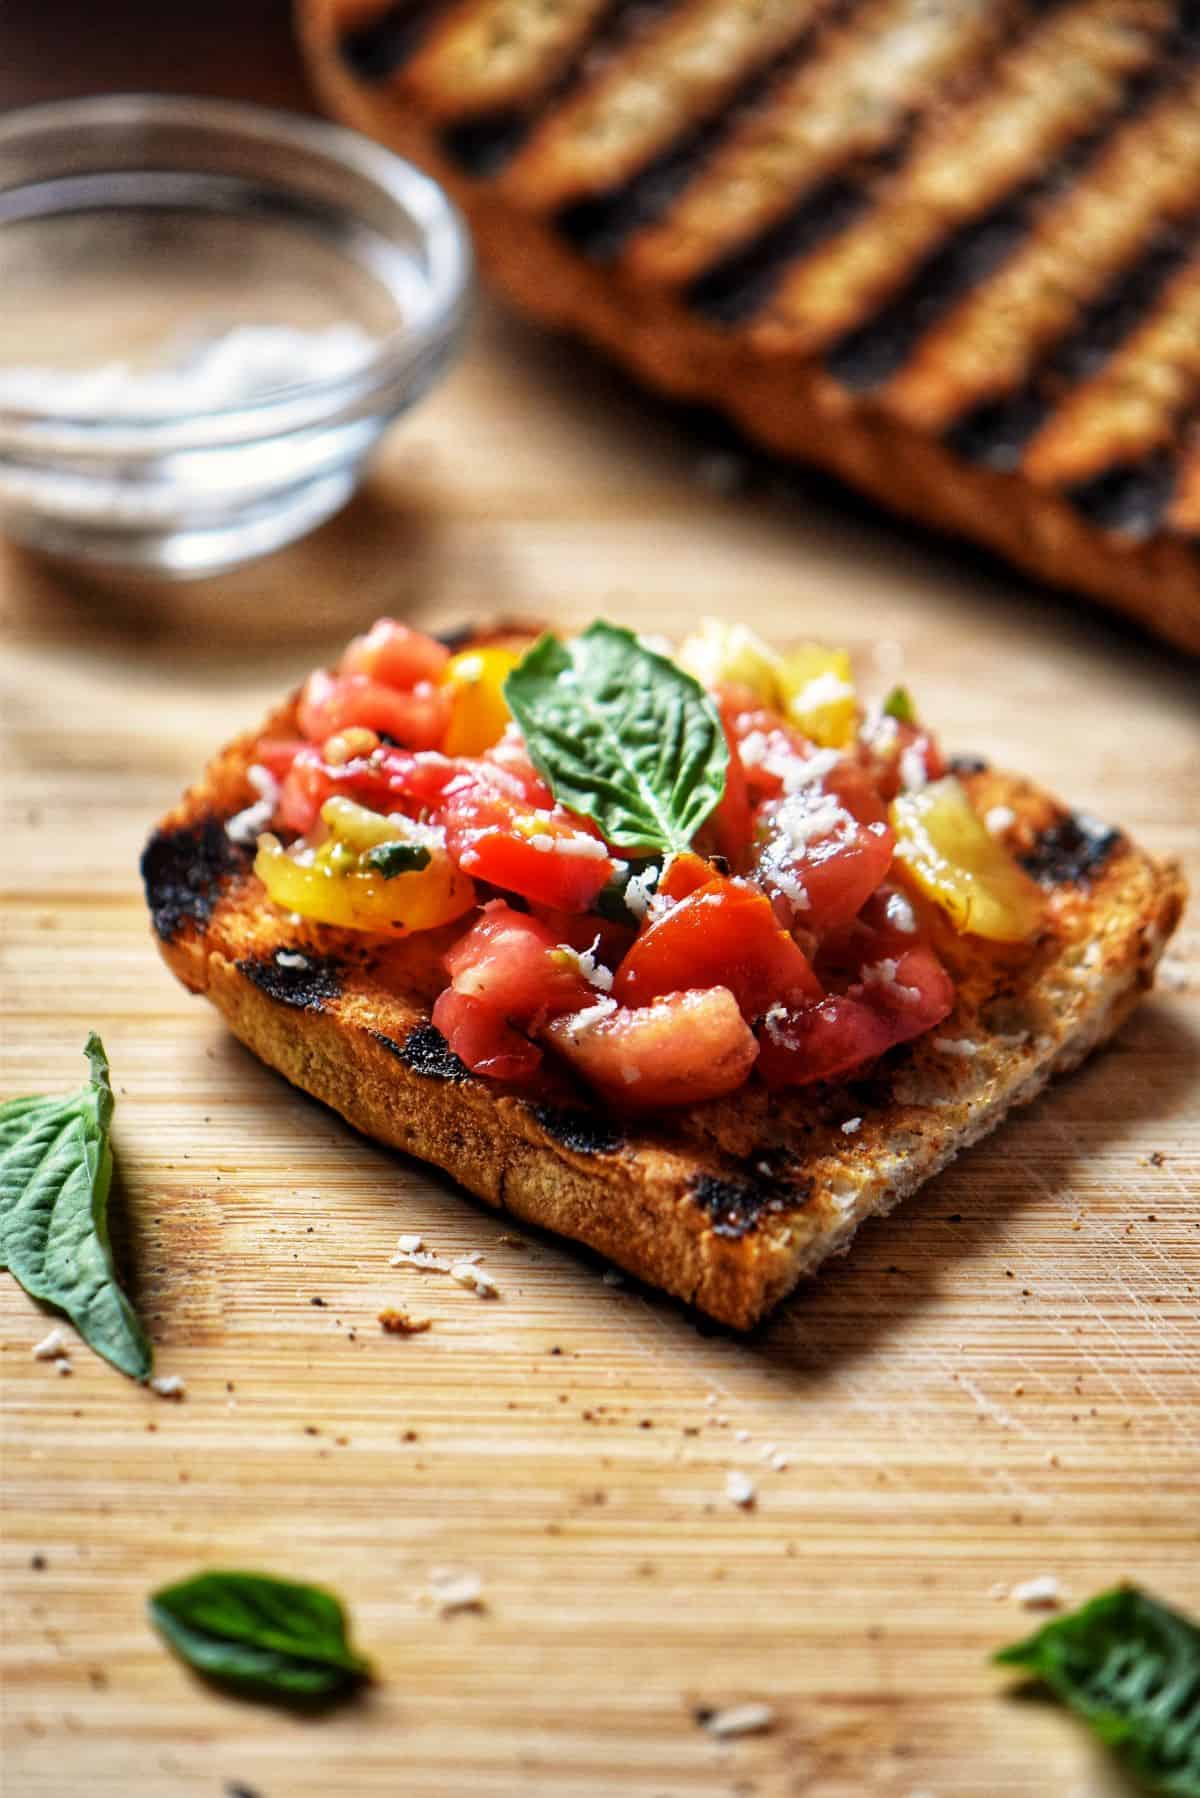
(142, 626), (1185, 1328)
(299, 0), (1200, 653)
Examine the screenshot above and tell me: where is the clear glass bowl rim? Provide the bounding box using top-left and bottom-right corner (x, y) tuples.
(0, 92), (474, 452)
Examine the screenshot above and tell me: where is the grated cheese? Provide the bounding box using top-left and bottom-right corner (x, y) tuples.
(450, 1261), (498, 1297)
(840, 1117), (863, 1135)
(558, 997), (618, 1041)
(555, 937), (614, 993)
(985, 804), (1017, 835)
(274, 950), (310, 971)
(390, 1249), (453, 1273)
(933, 1036), (979, 1058)
(899, 745), (928, 792)
(32, 1328), (68, 1361)
(150, 1374), (186, 1399)
(395, 1233), (424, 1254)
(884, 891), (917, 934)
(226, 763), (279, 845)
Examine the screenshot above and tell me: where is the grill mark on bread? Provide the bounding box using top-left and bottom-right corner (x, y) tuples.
(553, 36), (818, 264)
(878, 69), (1200, 431)
(238, 953), (344, 1011)
(822, 45), (1183, 393)
(1065, 448), (1182, 539)
(405, 0), (617, 118)
(630, 0), (1014, 292)
(532, 1105), (625, 1154)
(309, 0), (1200, 644)
(945, 217), (1200, 470)
(386, 1021), (472, 1080)
(422, 0), (680, 174)
(141, 818), (251, 944)
(338, 0), (450, 80)
(1020, 813), (1123, 888)
(1023, 257), (1200, 489)
(751, 0), (1175, 358)
(686, 178), (869, 326)
(502, 0), (833, 212)
(689, 1169), (808, 1239)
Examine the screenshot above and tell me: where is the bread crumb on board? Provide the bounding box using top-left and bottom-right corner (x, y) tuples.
(378, 1308), (432, 1335)
(427, 1568), (484, 1614)
(700, 1701), (776, 1739)
(32, 1328), (68, 1361)
(725, 1470), (756, 1508)
(1011, 1574), (1066, 1610)
(150, 1374), (186, 1399)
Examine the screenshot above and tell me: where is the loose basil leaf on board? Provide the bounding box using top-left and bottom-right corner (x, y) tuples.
(364, 841), (432, 877)
(0, 1035), (151, 1380)
(503, 622), (728, 856)
(995, 1585), (1200, 1796)
(149, 1571), (372, 1704)
(882, 684), (916, 724)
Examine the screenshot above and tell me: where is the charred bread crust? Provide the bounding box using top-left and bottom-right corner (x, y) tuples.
(143, 637), (1186, 1328)
(298, 0), (1200, 655)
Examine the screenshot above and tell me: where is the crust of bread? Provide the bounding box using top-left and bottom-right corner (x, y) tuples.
(298, 0), (1200, 656)
(142, 632), (1186, 1328)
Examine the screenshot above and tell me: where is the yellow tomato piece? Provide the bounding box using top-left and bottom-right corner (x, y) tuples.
(778, 644), (857, 748)
(892, 777), (1045, 942)
(255, 833), (474, 936)
(441, 647), (521, 756)
(320, 795), (409, 852)
(676, 617), (782, 706)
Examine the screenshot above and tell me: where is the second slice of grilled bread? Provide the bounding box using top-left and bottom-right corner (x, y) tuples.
(142, 628), (1186, 1328)
(299, 0), (1200, 653)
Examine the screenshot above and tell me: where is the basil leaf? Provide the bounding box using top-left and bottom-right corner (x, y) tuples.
(364, 841), (431, 877)
(995, 1586), (1200, 1795)
(149, 1571), (371, 1704)
(0, 1035), (151, 1381)
(503, 622), (728, 855)
(882, 685), (916, 724)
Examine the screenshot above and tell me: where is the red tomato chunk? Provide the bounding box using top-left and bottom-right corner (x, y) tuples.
(543, 988), (758, 1108)
(613, 878), (820, 1018)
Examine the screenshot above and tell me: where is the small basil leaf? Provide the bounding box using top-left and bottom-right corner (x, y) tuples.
(503, 622), (728, 856)
(364, 841), (432, 878)
(882, 685), (916, 724)
(0, 1035), (151, 1380)
(995, 1585), (1200, 1795)
(149, 1571), (371, 1705)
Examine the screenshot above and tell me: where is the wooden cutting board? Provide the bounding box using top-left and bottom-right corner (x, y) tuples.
(2, 300), (1197, 1798)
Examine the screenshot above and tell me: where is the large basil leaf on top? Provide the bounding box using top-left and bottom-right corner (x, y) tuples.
(995, 1585), (1200, 1795)
(0, 1035), (151, 1380)
(503, 622), (728, 856)
(149, 1570), (372, 1703)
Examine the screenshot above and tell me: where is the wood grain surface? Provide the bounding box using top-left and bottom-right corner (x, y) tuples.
(2, 299), (1198, 1798)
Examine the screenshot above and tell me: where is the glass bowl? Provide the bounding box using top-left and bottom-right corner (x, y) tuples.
(0, 95), (473, 577)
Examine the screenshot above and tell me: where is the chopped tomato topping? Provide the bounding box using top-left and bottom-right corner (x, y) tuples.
(252, 618), (966, 1110)
(543, 988), (758, 1108)
(298, 669), (450, 751)
(340, 618), (450, 689)
(658, 851), (716, 903)
(755, 791), (896, 932)
(431, 988), (542, 1082)
(443, 902), (592, 1022)
(756, 995), (894, 1088)
(441, 784), (614, 912)
(613, 878), (820, 1019)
